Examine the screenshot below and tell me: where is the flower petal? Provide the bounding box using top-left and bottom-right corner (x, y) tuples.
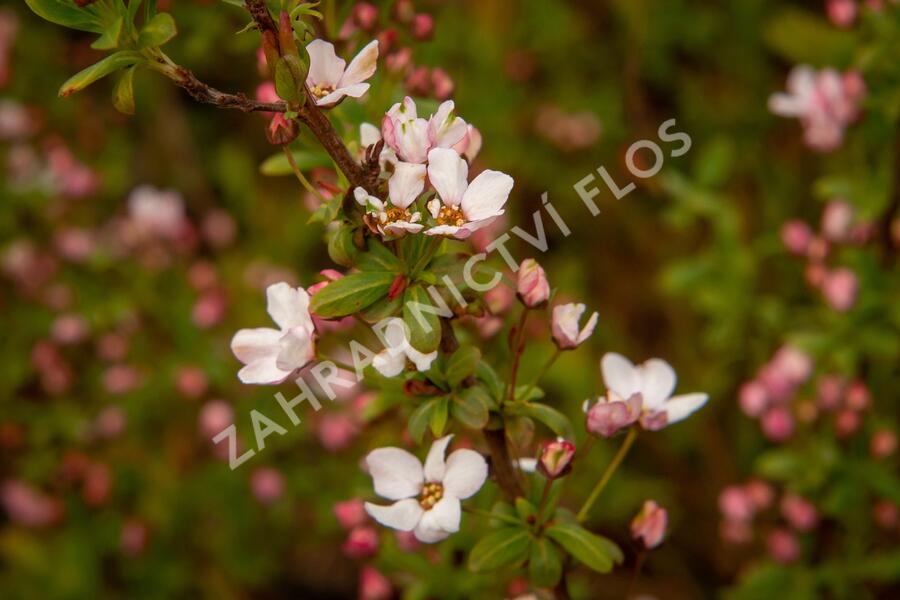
(427, 148), (468, 206)
(461, 169), (513, 223)
(428, 100), (468, 148)
(237, 357), (292, 385)
(365, 447), (424, 500)
(389, 162), (427, 209)
(424, 224), (462, 237)
(428, 496), (461, 532)
(373, 349), (406, 377)
(275, 326), (315, 372)
(365, 498), (423, 531)
(576, 311), (599, 344)
(423, 435), (452, 482)
(637, 358), (676, 410)
(339, 40), (379, 87)
(601, 352), (641, 400)
(305, 39), (345, 88)
(442, 448), (488, 499)
(266, 282), (312, 331)
(231, 327), (282, 365)
(360, 122), (382, 147)
(413, 513), (452, 543)
(663, 393), (709, 424)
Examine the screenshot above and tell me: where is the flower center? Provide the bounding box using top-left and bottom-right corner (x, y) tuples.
(310, 84), (334, 99)
(435, 205), (466, 227)
(419, 482), (444, 509)
(381, 205), (413, 224)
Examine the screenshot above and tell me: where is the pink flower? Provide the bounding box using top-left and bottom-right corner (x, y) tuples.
(317, 413), (360, 452)
(128, 185), (186, 239)
(342, 526), (379, 558)
(870, 429), (897, 459)
(359, 566), (392, 600)
(551, 303), (598, 349)
(94, 406), (127, 439)
(821, 267), (858, 311)
(120, 519), (149, 556)
(781, 220), (813, 256)
(352, 3), (379, 31)
(761, 406), (794, 442)
(835, 408), (861, 437)
(516, 259), (550, 307)
(585, 393), (641, 438)
(767, 528), (800, 564)
(780, 494), (819, 532)
(821, 200), (854, 242)
(381, 97), (469, 163)
(827, 0), (857, 27)
(334, 498), (368, 530)
(198, 400), (234, 439)
(250, 467), (285, 505)
(739, 381), (769, 417)
(431, 68), (454, 100)
(816, 375), (845, 411)
(175, 366), (208, 400)
(845, 380), (871, 411)
(1, 480), (63, 527)
(537, 438), (575, 479)
(354, 163), (426, 238)
(719, 486), (756, 522)
(631, 500), (667, 549)
(451, 125), (483, 162)
(305, 39), (379, 107)
(410, 13), (434, 40)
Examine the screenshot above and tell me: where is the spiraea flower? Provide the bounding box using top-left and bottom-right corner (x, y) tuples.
(359, 122), (397, 169)
(372, 318), (437, 377)
(537, 438), (576, 479)
(600, 352), (708, 430)
(631, 500), (667, 549)
(424, 148), (513, 239)
(230, 282), (315, 384)
(517, 258), (550, 307)
(584, 392), (642, 438)
(551, 303), (598, 349)
(381, 97), (469, 163)
(354, 163), (426, 238)
(364, 435), (488, 543)
(305, 39), (379, 107)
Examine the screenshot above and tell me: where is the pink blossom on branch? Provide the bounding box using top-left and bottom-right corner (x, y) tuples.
(305, 39), (379, 107)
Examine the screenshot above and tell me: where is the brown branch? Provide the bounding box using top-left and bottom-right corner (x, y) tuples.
(168, 66), (288, 113)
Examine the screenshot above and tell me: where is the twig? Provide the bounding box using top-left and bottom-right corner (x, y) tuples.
(577, 427), (638, 522)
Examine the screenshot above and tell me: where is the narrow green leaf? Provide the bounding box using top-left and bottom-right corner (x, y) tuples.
(545, 522), (623, 573)
(408, 400), (437, 444)
(274, 57), (300, 103)
(468, 528), (531, 572)
(357, 239), (402, 272)
(451, 387), (490, 429)
(25, 0), (106, 33)
(515, 498), (537, 521)
(91, 16), (123, 50)
(138, 11), (176, 47)
(476, 362), (503, 402)
(506, 402), (573, 439)
(309, 271), (395, 318)
(529, 538), (563, 587)
(59, 51), (144, 97)
(112, 66), (136, 115)
(446, 346), (481, 388)
(429, 397), (449, 438)
(403, 285), (442, 354)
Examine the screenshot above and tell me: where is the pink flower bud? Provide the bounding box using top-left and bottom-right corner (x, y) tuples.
(816, 375), (845, 411)
(772, 346), (814, 384)
(781, 220), (813, 256)
(352, 3), (379, 30)
(94, 406), (127, 439)
(845, 380), (870, 411)
(873, 501), (899, 529)
(82, 462), (112, 507)
(822, 267), (858, 312)
(821, 200), (854, 242)
(120, 519), (149, 556)
(516, 259), (550, 308)
(430, 68), (454, 100)
(739, 381), (768, 417)
(719, 486), (755, 522)
(761, 406), (794, 443)
(586, 394), (641, 438)
(452, 125), (483, 162)
(410, 13), (434, 40)
(631, 500), (667, 549)
(780, 494), (818, 532)
(317, 413), (359, 452)
(334, 498), (368, 530)
(250, 467), (285, 505)
(870, 429), (897, 459)
(266, 114), (298, 145)
(746, 480), (775, 510)
(359, 566), (392, 600)
(0, 480), (64, 528)
(175, 366), (208, 400)
(834, 408), (860, 438)
(719, 518), (753, 544)
(537, 438), (575, 479)
(767, 528), (800, 564)
(201, 209), (237, 249)
(103, 364), (140, 395)
(342, 526), (379, 558)
(198, 400), (234, 439)
(827, 0), (857, 27)
(385, 47), (412, 73)
(551, 303), (598, 350)
(394, 530), (420, 552)
(50, 314), (89, 346)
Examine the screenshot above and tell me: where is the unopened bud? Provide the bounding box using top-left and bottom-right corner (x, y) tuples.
(537, 438), (575, 479)
(631, 500), (667, 549)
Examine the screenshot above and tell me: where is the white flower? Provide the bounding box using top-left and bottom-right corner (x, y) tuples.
(600, 352), (708, 430)
(354, 163), (426, 238)
(381, 97), (469, 163)
(230, 283), (315, 384)
(424, 148), (513, 239)
(372, 318), (437, 376)
(305, 39), (379, 107)
(359, 122), (397, 170)
(364, 435), (488, 543)
(551, 303), (598, 349)
(127, 185), (185, 238)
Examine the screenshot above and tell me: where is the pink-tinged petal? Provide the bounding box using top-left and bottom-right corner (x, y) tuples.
(315, 89), (348, 107)
(306, 39), (345, 88)
(637, 358), (676, 410)
(332, 82), (371, 100)
(442, 449), (488, 499)
(365, 498), (423, 531)
(360, 122), (382, 147)
(365, 447), (424, 500)
(428, 497), (461, 532)
(601, 352), (641, 400)
(340, 39), (379, 87)
(389, 162), (426, 209)
(663, 393), (709, 424)
(423, 435), (452, 482)
(231, 327), (282, 364)
(576, 311), (598, 344)
(460, 215), (501, 236)
(427, 148), (468, 206)
(382, 221), (424, 236)
(237, 357), (293, 385)
(266, 282), (312, 331)
(424, 224), (462, 237)
(413, 510), (452, 543)
(428, 101), (468, 148)
(394, 118), (431, 164)
(275, 326), (315, 371)
(461, 169), (513, 222)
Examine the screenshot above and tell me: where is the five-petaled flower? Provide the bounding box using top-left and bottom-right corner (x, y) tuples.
(354, 163), (426, 238)
(364, 435), (488, 543)
(551, 302), (598, 349)
(371, 318), (437, 377)
(424, 148), (514, 239)
(230, 282), (315, 384)
(381, 97), (469, 163)
(305, 39), (379, 107)
(600, 352), (708, 430)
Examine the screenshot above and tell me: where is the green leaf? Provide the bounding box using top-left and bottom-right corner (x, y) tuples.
(25, 0), (106, 33)
(274, 57), (300, 103)
(429, 397), (449, 437)
(357, 239), (402, 272)
(446, 347), (481, 388)
(309, 271), (395, 318)
(468, 529), (531, 572)
(515, 498), (537, 521)
(507, 402), (573, 439)
(59, 51), (144, 97)
(529, 538), (563, 587)
(91, 15), (123, 50)
(476, 362), (503, 402)
(451, 387), (490, 429)
(763, 8), (856, 67)
(327, 225), (358, 267)
(112, 66), (136, 115)
(408, 399), (437, 444)
(403, 285), (442, 354)
(514, 385), (545, 402)
(545, 522), (622, 573)
(358, 295), (402, 324)
(138, 12), (176, 47)
(308, 194), (342, 225)
(259, 150), (332, 176)
(400, 234), (436, 276)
